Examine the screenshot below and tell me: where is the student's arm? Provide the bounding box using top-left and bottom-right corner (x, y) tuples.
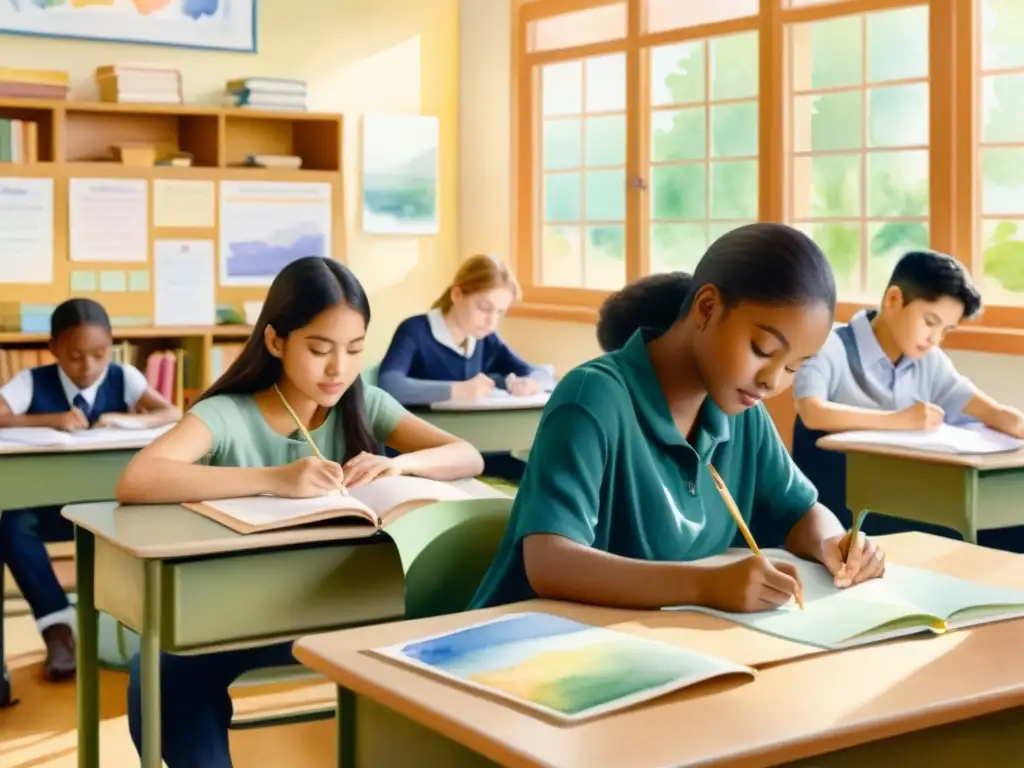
(962, 391), (1024, 437)
(384, 415), (484, 479)
(377, 322), (457, 405)
(0, 370), (77, 429)
(926, 349), (1024, 435)
(116, 411), (283, 504)
(484, 335), (556, 391)
(97, 365), (181, 428)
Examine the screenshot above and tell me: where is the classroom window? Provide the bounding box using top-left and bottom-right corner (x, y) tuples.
(650, 32), (759, 275)
(645, 0), (758, 33)
(786, 5), (930, 301)
(978, 0), (1024, 306)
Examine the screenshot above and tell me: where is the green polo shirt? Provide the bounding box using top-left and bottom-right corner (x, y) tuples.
(469, 328), (818, 609)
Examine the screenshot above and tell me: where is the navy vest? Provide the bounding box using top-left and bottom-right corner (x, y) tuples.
(27, 364), (128, 426)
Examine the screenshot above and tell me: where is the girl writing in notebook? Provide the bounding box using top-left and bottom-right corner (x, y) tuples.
(115, 256), (483, 768)
(377, 253), (555, 481)
(0, 298), (178, 682)
(470, 224), (885, 615)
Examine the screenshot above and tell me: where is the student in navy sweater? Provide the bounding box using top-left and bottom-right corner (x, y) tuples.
(0, 299), (179, 681)
(378, 254), (554, 480)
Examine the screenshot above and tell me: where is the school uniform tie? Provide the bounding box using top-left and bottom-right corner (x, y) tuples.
(72, 394), (95, 425)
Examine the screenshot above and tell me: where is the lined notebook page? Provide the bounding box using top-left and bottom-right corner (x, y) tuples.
(828, 423), (1024, 454)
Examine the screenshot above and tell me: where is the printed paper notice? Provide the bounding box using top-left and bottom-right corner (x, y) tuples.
(154, 240), (216, 326)
(219, 181), (332, 286)
(0, 178), (53, 284)
(69, 178), (147, 263)
(153, 179), (215, 228)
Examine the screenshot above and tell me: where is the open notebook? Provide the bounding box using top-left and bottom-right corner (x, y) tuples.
(430, 390), (551, 412)
(182, 475), (488, 534)
(0, 424), (173, 449)
(666, 549), (1024, 650)
(371, 611), (754, 722)
(827, 423), (1024, 455)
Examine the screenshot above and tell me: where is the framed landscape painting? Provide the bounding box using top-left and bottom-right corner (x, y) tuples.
(362, 114), (440, 236)
(0, 0), (257, 53)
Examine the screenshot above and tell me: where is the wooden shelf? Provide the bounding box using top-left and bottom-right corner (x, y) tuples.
(0, 324), (253, 344)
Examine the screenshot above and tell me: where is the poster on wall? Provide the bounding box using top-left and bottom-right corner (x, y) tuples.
(219, 180), (332, 286)
(362, 114), (440, 236)
(0, 0), (256, 53)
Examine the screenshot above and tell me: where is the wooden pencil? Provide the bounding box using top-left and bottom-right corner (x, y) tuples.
(273, 384), (348, 495)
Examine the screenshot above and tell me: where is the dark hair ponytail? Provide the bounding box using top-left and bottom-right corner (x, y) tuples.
(198, 257), (380, 461)
(597, 272), (694, 351)
(680, 223), (837, 318)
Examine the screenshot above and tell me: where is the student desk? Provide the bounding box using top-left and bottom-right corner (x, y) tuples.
(0, 439), (150, 708)
(62, 480), (512, 768)
(817, 435), (1024, 544)
(415, 405), (545, 454)
(294, 533), (1024, 768)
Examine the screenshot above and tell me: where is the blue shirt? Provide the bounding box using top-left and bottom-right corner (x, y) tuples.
(22, 364), (130, 425)
(793, 309), (976, 421)
(469, 328), (817, 609)
(378, 309), (554, 405)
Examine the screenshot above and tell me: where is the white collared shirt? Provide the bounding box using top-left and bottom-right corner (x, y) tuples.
(426, 308), (477, 358)
(0, 363), (149, 416)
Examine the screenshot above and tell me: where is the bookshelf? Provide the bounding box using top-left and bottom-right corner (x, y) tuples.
(0, 98), (344, 406)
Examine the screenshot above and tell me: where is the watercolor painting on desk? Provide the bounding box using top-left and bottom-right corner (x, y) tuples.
(361, 114), (439, 236)
(0, 0), (256, 52)
(372, 611), (754, 722)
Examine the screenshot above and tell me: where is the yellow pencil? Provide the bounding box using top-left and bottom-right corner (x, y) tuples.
(273, 384), (348, 496)
(708, 464), (803, 610)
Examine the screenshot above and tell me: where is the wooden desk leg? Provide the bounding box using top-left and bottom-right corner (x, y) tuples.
(140, 560), (163, 768)
(339, 686), (356, 768)
(76, 529), (99, 768)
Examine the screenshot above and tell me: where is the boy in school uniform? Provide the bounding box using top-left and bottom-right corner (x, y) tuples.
(794, 250), (1024, 437)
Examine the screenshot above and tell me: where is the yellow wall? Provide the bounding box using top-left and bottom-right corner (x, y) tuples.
(458, 0), (1024, 410)
(1, 0), (460, 361)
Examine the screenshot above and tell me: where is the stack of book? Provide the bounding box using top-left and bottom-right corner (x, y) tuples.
(225, 77), (306, 111)
(95, 64), (183, 104)
(0, 67), (69, 100)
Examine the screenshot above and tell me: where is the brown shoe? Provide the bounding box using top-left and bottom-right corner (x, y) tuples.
(41, 623), (76, 682)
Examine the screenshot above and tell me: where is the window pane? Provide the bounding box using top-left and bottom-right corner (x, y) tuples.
(585, 226), (626, 289)
(800, 222), (862, 296)
(652, 42), (705, 107)
(543, 119), (581, 171)
(652, 108), (705, 162)
(981, 74), (1024, 143)
(646, 0), (757, 34)
(541, 226), (582, 287)
(792, 154), (861, 219)
(867, 151), (929, 218)
(651, 223), (707, 274)
(868, 220), (929, 296)
(585, 116), (625, 167)
(710, 161), (758, 219)
(867, 6), (928, 83)
(792, 92), (863, 153)
(711, 101), (758, 157)
(791, 16), (863, 92)
(868, 84), (928, 147)
(544, 173), (580, 221)
(982, 148), (1024, 215)
(652, 165), (706, 219)
(542, 62), (582, 117)
(585, 170), (625, 220)
(981, 0), (1024, 71)
(529, 3), (627, 53)
(710, 32), (759, 100)
(586, 55), (626, 112)
(982, 220), (1024, 304)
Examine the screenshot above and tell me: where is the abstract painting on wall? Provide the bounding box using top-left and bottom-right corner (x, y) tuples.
(371, 612), (754, 722)
(361, 113), (439, 236)
(0, 0), (256, 53)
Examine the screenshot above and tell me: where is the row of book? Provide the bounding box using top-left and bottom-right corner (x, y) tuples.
(0, 118), (39, 163)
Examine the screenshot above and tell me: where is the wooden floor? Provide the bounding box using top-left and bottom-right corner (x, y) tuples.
(1, 610), (339, 766)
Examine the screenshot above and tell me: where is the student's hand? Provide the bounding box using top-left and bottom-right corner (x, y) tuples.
(272, 456), (346, 498)
(894, 401), (944, 431)
(47, 408), (89, 432)
(506, 374), (541, 397)
(451, 373), (495, 401)
(342, 451), (401, 489)
(1002, 409), (1024, 439)
(704, 555), (803, 613)
(819, 531), (885, 588)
